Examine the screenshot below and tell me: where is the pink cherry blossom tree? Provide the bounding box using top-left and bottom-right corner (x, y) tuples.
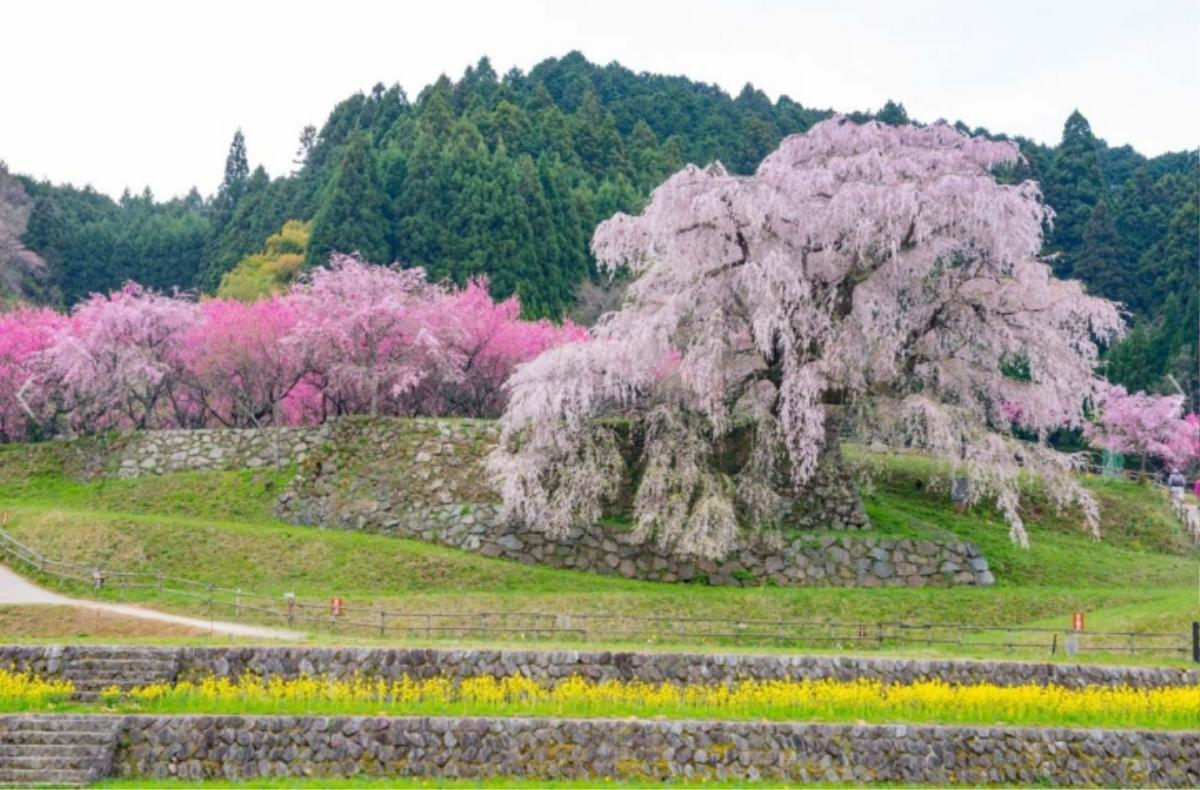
(1085, 386), (1200, 476)
(36, 284), (196, 434)
(287, 254), (462, 419)
(180, 296), (307, 428)
(0, 306), (64, 441)
(414, 279), (589, 417)
(2, 257), (583, 439)
(490, 117), (1125, 558)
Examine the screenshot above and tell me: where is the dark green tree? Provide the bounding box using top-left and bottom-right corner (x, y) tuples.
(1073, 201), (1129, 306)
(198, 129), (253, 288)
(1042, 111), (1106, 276)
(305, 132), (390, 267)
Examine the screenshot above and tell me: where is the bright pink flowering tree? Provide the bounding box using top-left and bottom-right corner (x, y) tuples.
(490, 118), (1125, 558)
(415, 279), (588, 417)
(0, 306), (64, 441)
(2, 257), (581, 438)
(1085, 386), (1200, 475)
(180, 297), (307, 428)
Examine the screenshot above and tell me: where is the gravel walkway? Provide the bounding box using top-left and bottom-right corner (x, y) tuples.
(0, 563), (304, 640)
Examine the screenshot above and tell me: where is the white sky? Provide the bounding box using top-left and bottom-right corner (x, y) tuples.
(3, 0), (1197, 200)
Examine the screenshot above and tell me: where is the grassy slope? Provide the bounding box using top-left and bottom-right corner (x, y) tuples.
(0, 444), (1195, 661)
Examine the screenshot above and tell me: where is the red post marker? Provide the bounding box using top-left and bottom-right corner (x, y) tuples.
(331, 597), (344, 617)
(1072, 612), (1084, 632)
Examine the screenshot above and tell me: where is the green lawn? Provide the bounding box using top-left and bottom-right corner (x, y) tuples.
(0, 444), (1196, 663)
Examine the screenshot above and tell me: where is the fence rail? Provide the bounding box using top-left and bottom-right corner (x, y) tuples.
(1, 522), (1196, 662)
(1167, 495), (1200, 544)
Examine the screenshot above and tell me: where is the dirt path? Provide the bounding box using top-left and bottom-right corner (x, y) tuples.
(0, 563), (305, 640)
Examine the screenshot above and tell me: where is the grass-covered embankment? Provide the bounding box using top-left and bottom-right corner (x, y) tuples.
(0, 441), (1195, 662)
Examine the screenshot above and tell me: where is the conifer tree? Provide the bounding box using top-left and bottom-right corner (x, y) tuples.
(198, 130), (253, 290)
(1043, 111), (1106, 275)
(1074, 202), (1129, 307)
(305, 132), (390, 268)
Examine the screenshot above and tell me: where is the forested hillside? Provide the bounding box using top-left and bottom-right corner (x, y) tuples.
(2, 51), (1196, 400)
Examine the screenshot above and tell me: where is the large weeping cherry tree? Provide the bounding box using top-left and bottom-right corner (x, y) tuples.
(489, 118), (1125, 560)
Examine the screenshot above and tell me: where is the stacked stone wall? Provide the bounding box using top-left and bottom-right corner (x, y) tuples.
(101, 716), (1200, 786)
(2, 645), (1193, 690)
(274, 418), (993, 587)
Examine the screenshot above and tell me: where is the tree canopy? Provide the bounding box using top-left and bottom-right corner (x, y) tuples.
(490, 119), (1125, 558)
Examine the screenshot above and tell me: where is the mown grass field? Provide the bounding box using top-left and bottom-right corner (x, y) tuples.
(0, 441), (1195, 663)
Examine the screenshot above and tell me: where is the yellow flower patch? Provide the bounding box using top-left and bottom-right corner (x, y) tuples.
(0, 667), (75, 709)
(2, 664), (1195, 730)
(116, 672), (1199, 730)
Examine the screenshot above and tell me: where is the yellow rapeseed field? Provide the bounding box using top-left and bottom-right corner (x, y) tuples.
(113, 672), (1199, 730)
(3, 664), (1194, 729)
(0, 667), (75, 709)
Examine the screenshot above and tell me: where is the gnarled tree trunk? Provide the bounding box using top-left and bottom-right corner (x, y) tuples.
(786, 406), (870, 531)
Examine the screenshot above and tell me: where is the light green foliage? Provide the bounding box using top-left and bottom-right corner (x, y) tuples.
(216, 220), (310, 301)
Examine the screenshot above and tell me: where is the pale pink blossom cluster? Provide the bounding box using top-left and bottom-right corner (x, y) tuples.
(1085, 385), (1200, 472)
(491, 118), (1125, 558)
(0, 255), (584, 441)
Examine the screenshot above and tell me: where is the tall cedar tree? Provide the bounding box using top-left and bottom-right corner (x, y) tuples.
(1043, 111), (1107, 276)
(305, 132), (390, 268)
(198, 130), (252, 290)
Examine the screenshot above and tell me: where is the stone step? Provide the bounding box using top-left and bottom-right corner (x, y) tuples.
(62, 666), (177, 677)
(62, 647), (176, 659)
(0, 743), (112, 759)
(0, 753), (108, 771)
(0, 729), (119, 746)
(0, 767), (95, 786)
(65, 675), (173, 686)
(63, 658), (178, 671)
(0, 715), (121, 731)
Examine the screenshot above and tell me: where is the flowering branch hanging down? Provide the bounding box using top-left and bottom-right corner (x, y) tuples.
(490, 117), (1125, 559)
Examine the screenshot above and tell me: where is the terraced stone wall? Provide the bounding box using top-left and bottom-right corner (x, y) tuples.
(2, 645), (1194, 690)
(108, 716), (1200, 787)
(275, 417), (993, 587)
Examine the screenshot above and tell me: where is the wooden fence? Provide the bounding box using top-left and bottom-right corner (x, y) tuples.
(2, 524), (1195, 662)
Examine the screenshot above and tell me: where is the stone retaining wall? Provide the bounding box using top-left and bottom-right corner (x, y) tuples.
(113, 425), (324, 477)
(103, 715), (1200, 786)
(24, 425), (327, 480)
(275, 418), (993, 587)
(292, 499), (993, 587)
(2, 645), (1194, 690)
